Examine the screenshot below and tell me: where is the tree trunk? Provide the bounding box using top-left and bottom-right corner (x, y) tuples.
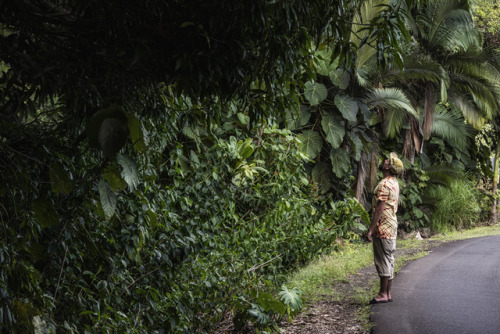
(490, 143), (500, 224)
(355, 150), (368, 206)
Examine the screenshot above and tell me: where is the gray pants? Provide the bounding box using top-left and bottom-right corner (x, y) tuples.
(373, 237), (396, 279)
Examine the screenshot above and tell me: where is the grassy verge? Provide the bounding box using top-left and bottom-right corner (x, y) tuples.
(286, 224), (500, 331)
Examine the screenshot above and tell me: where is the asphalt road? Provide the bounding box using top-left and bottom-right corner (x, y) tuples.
(371, 235), (500, 334)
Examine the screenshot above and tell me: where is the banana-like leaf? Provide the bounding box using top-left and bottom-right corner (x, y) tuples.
(304, 81), (327, 106)
(98, 178), (117, 220)
(117, 154), (140, 192)
(330, 148), (351, 178)
(298, 130), (323, 159)
(321, 114), (345, 149)
(334, 93), (358, 122)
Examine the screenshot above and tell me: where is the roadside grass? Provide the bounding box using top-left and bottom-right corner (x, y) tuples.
(286, 224), (500, 331)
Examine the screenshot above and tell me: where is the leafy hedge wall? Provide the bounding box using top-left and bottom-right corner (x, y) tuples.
(0, 102), (368, 333)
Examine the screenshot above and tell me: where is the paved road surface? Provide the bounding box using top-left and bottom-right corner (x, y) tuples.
(371, 235), (500, 334)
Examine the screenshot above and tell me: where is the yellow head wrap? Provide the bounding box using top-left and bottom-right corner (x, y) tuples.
(389, 152), (404, 175)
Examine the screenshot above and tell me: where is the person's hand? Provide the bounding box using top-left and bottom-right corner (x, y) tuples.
(366, 230), (373, 242)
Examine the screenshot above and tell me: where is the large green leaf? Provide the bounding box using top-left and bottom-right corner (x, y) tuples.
(348, 132), (363, 161)
(312, 161), (333, 193)
(98, 178), (117, 220)
(304, 81), (327, 106)
(279, 286), (303, 312)
(315, 50), (338, 76)
(256, 292), (286, 314)
(285, 105), (311, 130)
(117, 154), (140, 192)
(334, 94), (358, 122)
(298, 130), (323, 159)
(321, 114), (345, 149)
(32, 198), (59, 228)
(236, 138), (254, 160)
(49, 162), (73, 194)
(127, 113), (147, 153)
(330, 69), (350, 90)
(330, 148), (350, 178)
(103, 163), (128, 191)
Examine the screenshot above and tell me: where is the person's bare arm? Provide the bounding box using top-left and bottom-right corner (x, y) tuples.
(366, 200), (386, 242)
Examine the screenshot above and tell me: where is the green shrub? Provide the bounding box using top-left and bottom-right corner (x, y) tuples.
(428, 177), (481, 232)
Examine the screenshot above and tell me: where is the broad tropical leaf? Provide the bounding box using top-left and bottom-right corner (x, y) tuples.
(98, 178), (117, 220)
(127, 113), (147, 153)
(348, 132), (363, 161)
(330, 69), (350, 90)
(103, 163), (128, 191)
(335, 93), (358, 122)
(312, 161), (333, 193)
(298, 130), (323, 159)
(285, 105), (311, 130)
(237, 112), (250, 125)
(278, 286), (303, 312)
(117, 154), (140, 192)
(330, 148), (351, 178)
(304, 81), (327, 106)
(321, 114), (345, 149)
(248, 305), (269, 325)
(315, 50), (338, 76)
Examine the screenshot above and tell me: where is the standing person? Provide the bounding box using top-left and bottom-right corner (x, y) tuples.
(366, 152), (403, 304)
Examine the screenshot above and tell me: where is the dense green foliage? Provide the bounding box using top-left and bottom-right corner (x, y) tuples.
(1, 98), (372, 332)
(428, 177), (483, 231)
(1, 0), (500, 332)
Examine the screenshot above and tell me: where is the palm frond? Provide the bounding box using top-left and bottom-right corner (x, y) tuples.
(364, 87), (417, 116)
(431, 104), (473, 151)
(351, 0), (388, 69)
(432, 11), (480, 51)
(381, 53), (447, 86)
(423, 164), (460, 188)
(417, 0), (472, 48)
(449, 95), (486, 129)
(447, 62), (500, 119)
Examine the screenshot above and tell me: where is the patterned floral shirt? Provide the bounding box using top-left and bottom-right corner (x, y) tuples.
(372, 176), (400, 240)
